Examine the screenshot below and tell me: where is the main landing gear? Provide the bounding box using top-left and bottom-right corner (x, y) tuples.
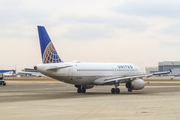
(77, 86), (86, 93)
(111, 82), (120, 94)
(126, 82), (132, 92)
(128, 89), (132, 92)
(111, 88), (120, 94)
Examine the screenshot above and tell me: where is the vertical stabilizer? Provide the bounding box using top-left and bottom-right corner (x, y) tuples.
(37, 26), (62, 63)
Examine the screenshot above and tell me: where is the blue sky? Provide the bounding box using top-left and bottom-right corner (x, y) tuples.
(0, 0), (180, 72)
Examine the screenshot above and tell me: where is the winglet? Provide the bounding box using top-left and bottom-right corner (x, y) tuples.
(169, 69), (172, 73)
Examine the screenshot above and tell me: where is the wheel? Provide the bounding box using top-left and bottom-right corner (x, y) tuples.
(3, 83), (6, 86)
(111, 88), (116, 94)
(81, 88), (86, 93)
(128, 89), (132, 92)
(77, 88), (81, 93)
(116, 88), (120, 94)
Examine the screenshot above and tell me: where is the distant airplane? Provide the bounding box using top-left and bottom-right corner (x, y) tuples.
(0, 70), (15, 73)
(0, 70), (16, 77)
(17, 67), (45, 77)
(18, 71), (45, 77)
(34, 26), (170, 94)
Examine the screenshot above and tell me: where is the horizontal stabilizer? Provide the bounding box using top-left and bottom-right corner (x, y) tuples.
(152, 71), (171, 75)
(46, 65), (72, 70)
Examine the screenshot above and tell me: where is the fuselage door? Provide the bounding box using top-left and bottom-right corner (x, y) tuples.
(113, 68), (118, 75)
(68, 67), (73, 77)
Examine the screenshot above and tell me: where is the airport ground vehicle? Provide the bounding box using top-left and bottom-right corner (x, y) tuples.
(0, 73), (6, 86)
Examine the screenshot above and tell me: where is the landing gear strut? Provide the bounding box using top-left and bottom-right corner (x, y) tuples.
(77, 86), (86, 93)
(111, 82), (120, 94)
(128, 89), (132, 92)
(77, 87), (81, 93)
(111, 88), (116, 94)
(116, 88), (120, 94)
(81, 88), (86, 93)
(126, 82), (133, 92)
(111, 88), (120, 94)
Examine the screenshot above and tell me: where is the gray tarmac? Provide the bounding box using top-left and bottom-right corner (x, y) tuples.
(0, 81), (180, 120)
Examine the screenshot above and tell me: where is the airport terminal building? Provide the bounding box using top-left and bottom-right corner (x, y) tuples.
(146, 61), (180, 76)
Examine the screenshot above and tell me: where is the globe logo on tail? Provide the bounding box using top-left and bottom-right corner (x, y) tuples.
(42, 42), (61, 63)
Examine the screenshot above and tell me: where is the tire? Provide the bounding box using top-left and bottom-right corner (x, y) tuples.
(81, 88), (86, 93)
(77, 88), (81, 93)
(128, 89), (132, 92)
(116, 88), (120, 94)
(3, 83), (6, 86)
(111, 88), (116, 94)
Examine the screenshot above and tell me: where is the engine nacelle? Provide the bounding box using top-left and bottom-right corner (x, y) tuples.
(126, 79), (145, 90)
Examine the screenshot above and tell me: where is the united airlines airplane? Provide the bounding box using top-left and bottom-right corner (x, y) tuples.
(34, 26), (170, 94)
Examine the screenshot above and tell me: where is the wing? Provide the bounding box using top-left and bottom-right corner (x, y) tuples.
(94, 71), (171, 85)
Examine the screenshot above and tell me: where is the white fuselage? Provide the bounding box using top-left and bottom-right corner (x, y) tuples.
(36, 62), (143, 85)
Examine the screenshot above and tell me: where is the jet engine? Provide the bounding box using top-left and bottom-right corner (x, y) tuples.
(126, 79), (145, 90)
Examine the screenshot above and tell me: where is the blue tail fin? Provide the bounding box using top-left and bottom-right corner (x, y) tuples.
(37, 26), (62, 63)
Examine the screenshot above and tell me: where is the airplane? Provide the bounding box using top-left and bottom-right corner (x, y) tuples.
(18, 71), (45, 77)
(0, 70), (15, 73)
(34, 26), (170, 94)
(0, 70), (16, 77)
(17, 67), (45, 77)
